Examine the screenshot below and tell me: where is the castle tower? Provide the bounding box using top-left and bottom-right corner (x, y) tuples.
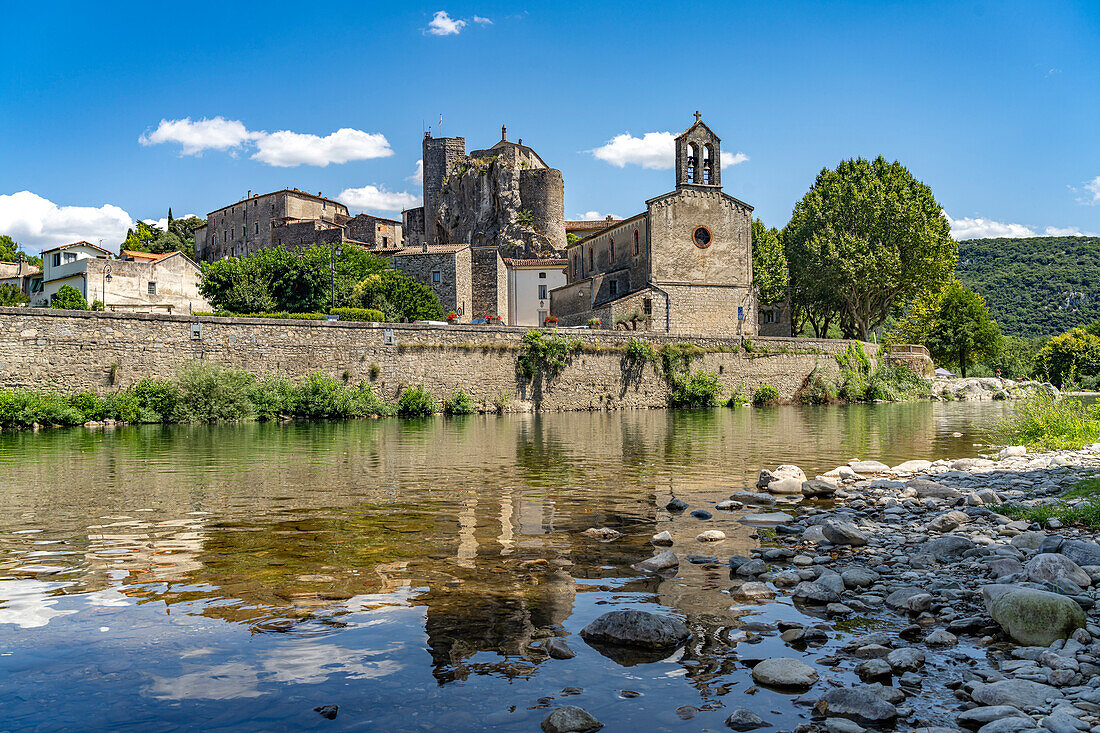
(423, 132), (466, 244)
(675, 112), (722, 189)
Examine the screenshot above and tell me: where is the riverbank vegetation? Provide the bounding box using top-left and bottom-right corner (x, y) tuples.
(1001, 476), (1100, 529)
(991, 394), (1100, 451)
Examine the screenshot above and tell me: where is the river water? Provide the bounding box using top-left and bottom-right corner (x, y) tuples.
(0, 401), (1016, 732)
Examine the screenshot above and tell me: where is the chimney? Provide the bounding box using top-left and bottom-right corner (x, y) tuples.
(247, 190), (251, 198)
(518, 138), (522, 145)
(501, 124), (507, 142)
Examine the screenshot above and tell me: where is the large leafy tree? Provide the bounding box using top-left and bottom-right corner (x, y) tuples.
(1036, 327), (1100, 388)
(0, 235), (43, 267)
(751, 218), (787, 305)
(785, 156), (957, 340)
(923, 281), (1001, 378)
(122, 211), (205, 260)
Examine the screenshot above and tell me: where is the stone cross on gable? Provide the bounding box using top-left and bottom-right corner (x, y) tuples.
(694, 111), (701, 123)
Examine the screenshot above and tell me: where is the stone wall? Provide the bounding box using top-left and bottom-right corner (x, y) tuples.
(0, 308), (876, 411)
(392, 248), (472, 315)
(270, 220), (343, 250)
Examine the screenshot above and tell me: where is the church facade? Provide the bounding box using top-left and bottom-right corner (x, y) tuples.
(550, 116), (756, 336)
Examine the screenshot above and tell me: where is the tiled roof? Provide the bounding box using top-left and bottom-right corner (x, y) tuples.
(565, 219), (622, 230)
(40, 241), (114, 256)
(391, 243), (470, 256)
(120, 250), (173, 261)
(503, 258), (568, 267)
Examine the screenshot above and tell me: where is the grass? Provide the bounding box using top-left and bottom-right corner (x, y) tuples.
(1000, 475), (1100, 528)
(990, 394), (1100, 451)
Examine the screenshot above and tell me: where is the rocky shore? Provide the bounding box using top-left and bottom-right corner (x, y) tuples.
(931, 377), (1058, 402)
(548, 444), (1100, 733)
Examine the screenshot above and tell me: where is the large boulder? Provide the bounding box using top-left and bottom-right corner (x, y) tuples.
(884, 586), (928, 611)
(1025, 554), (1092, 588)
(969, 678), (1064, 709)
(924, 535), (977, 561)
(766, 477), (805, 495)
(541, 706), (603, 733)
(821, 519), (868, 546)
(633, 551), (679, 572)
(750, 657), (819, 689)
(849, 460), (892, 475)
(793, 581), (841, 604)
(815, 687), (898, 725)
(1048, 539), (1100, 569)
(579, 610), (690, 650)
(981, 585), (1086, 646)
(908, 478), (961, 499)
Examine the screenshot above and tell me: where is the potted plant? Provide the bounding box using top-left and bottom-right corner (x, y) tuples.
(586, 317), (601, 329)
(544, 315), (559, 327)
(487, 314), (503, 325)
(446, 311), (459, 324)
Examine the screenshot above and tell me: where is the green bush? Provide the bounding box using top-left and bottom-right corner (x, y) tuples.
(443, 390), (476, 415)
(292, 373), (364, 419)
(50, 284), (87, 310)
(669, 371), (722, 407)
(397, 385), (438, 417)
(752, 384), (780, 406)
(0, 389), (84, 428)
(68, 391), (107, 420)
(249, 375), (297, 420)
(131, 378), (180, 421)
(795, 371), (834, 404)
(174, 362), (255, 422)
(0, 284), (29, 306)
(516, 330), (582, 379)
(725, 383), (748, 407)
(331, 307), (384, 322)
(991, 394), (1100, 450)
(625, 337), (657, 362)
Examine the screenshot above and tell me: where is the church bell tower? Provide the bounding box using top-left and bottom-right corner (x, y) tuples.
(675, 111), (722, 189)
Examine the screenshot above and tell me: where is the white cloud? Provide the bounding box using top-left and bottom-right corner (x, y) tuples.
(590, 131), (676, 170)
(722, 151), (749, 167)
(473, 15), (492, 25)
(139, 117), (255, 156)
(1043, 225), (1097, 236)
(251, 128), (392, 167)
(140, 118), (393, 167)
(946, 213), (1036, 240)
(337, 185), (420, 212)
(141, 215), (199, 231)
(407, 159), (423, 185)
(0, 191), (133, 252)
(573, 211), (619, 220)
(590, 132), (748, 172)
(1078, 175), (1100, 205)
(427, 11), (466, 35)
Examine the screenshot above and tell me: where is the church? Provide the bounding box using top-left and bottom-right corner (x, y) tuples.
(550, 115), (757, 336)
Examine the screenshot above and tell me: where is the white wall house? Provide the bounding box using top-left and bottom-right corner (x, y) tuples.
(32, 242), (211, 313)
(505, 258), (568, 327)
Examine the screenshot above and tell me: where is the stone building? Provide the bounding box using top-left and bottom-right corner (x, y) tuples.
(551, 116), (756, 336)
(345, 214), (402, 251)
(194, 189), (350, 261)
(404, 126), (567, 259)
(392, 244), (473, 316)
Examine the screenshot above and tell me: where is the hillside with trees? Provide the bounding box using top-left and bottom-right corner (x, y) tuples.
(957, 236), (1100, 337)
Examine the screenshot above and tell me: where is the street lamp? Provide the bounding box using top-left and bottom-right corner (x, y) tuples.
(101, 265), (113, 310)
(330, 244), (342, 311)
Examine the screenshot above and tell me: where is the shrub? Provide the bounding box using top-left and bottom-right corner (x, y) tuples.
(614, 309), (644, 330)
(292, 373), (361, 419)
(90, 299), (105, 311)
(50, 284), (87, 310)
(625, 337), (657, 363)
(0, 284), (29, 306)
(586, 318), (601, 329)
(669, 371), (722, 407)
(544, 315), (559, 326)
(0, 389), (84, 428)
(443, 390), (476, 415)
(131, 378), (180, 421)
(397, 385), (437, 417)
(68, 391), (107, 420)
(493, 390), (512, 413)
(742, 338), (754, 353)
(368, 362), (381, 380)
(516, 330), (581, 379)
(795, 370), (834, 404)
(103, 391), (141, 422)
(752, 384), (780, 406)
(331, 307), (384, 322)
(174, 362), (254, 422)
(990, 394), (1100, 451)
(725, 382), (748, 407)
(249, 375), (296, 420)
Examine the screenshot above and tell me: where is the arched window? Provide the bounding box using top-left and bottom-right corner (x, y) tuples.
(609, 237), (615, 263)
(702, 145), (712, 184)
(589, 246), (594, 272)
(686, 143), (696, 182)
(633, 228), (640, 256)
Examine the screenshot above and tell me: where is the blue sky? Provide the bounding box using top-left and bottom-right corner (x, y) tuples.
(1, 0), (1098, 252)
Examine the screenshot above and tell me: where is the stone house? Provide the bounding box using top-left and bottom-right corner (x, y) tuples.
(392, 244), (473, 316)
(550, 116), (757, 336)
(0, 260), (43, 299)
(32, 242), (210, 313)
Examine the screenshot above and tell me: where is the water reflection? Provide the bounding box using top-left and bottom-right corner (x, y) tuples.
(0, 401), (1013, 730)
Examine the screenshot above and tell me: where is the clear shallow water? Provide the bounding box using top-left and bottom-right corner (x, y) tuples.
(0, 402), (1015, 732)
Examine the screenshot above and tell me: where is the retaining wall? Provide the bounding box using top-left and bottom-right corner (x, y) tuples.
(0, 308), (875, 411)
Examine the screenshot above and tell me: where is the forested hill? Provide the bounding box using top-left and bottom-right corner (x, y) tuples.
(956, 236), (1100, 337)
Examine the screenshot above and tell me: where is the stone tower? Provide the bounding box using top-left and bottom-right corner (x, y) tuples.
(422, 132), (466, 244)
(675, 113), (722, 189)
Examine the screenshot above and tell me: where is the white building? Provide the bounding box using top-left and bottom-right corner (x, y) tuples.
(504, 258), (567, 326)
(32, 242), (211, 313)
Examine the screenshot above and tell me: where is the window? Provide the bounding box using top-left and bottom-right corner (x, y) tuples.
(693, 226), (712, 248)
(764, 310), (775, 324)
(589, 246), (594, 272)
(382, 237), (388, 247)
(538, 272), (546, 278)
(633, 229), (640, 256)
(147, 282), (157, 294)
(643, 297), (652, 315)
(538, 284), (547, 299)
(686, 143), (696, 182)
(212, 235), (216, 246)
(254, 223), (258, 234)
(432, 271), (441, 284)
(609, 280), (618, 296)
(63, 252), (77, 264)
(52, 253), (61, 267)
(609, 237), (615, 263)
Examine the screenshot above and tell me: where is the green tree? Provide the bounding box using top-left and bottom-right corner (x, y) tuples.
(1036, 328), (1100, 388)
(785, 156), (957, 340)
(751, 218), (787, 305)
(0, 283), (29, 306)
(915, 280), (1001, 378)
(50, 284), (88, 310)
(353, 270), (445, 322)
(0, 235), (43, 267)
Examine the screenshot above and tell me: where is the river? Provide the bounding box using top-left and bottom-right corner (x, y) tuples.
(0, 401), (1016, 731)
